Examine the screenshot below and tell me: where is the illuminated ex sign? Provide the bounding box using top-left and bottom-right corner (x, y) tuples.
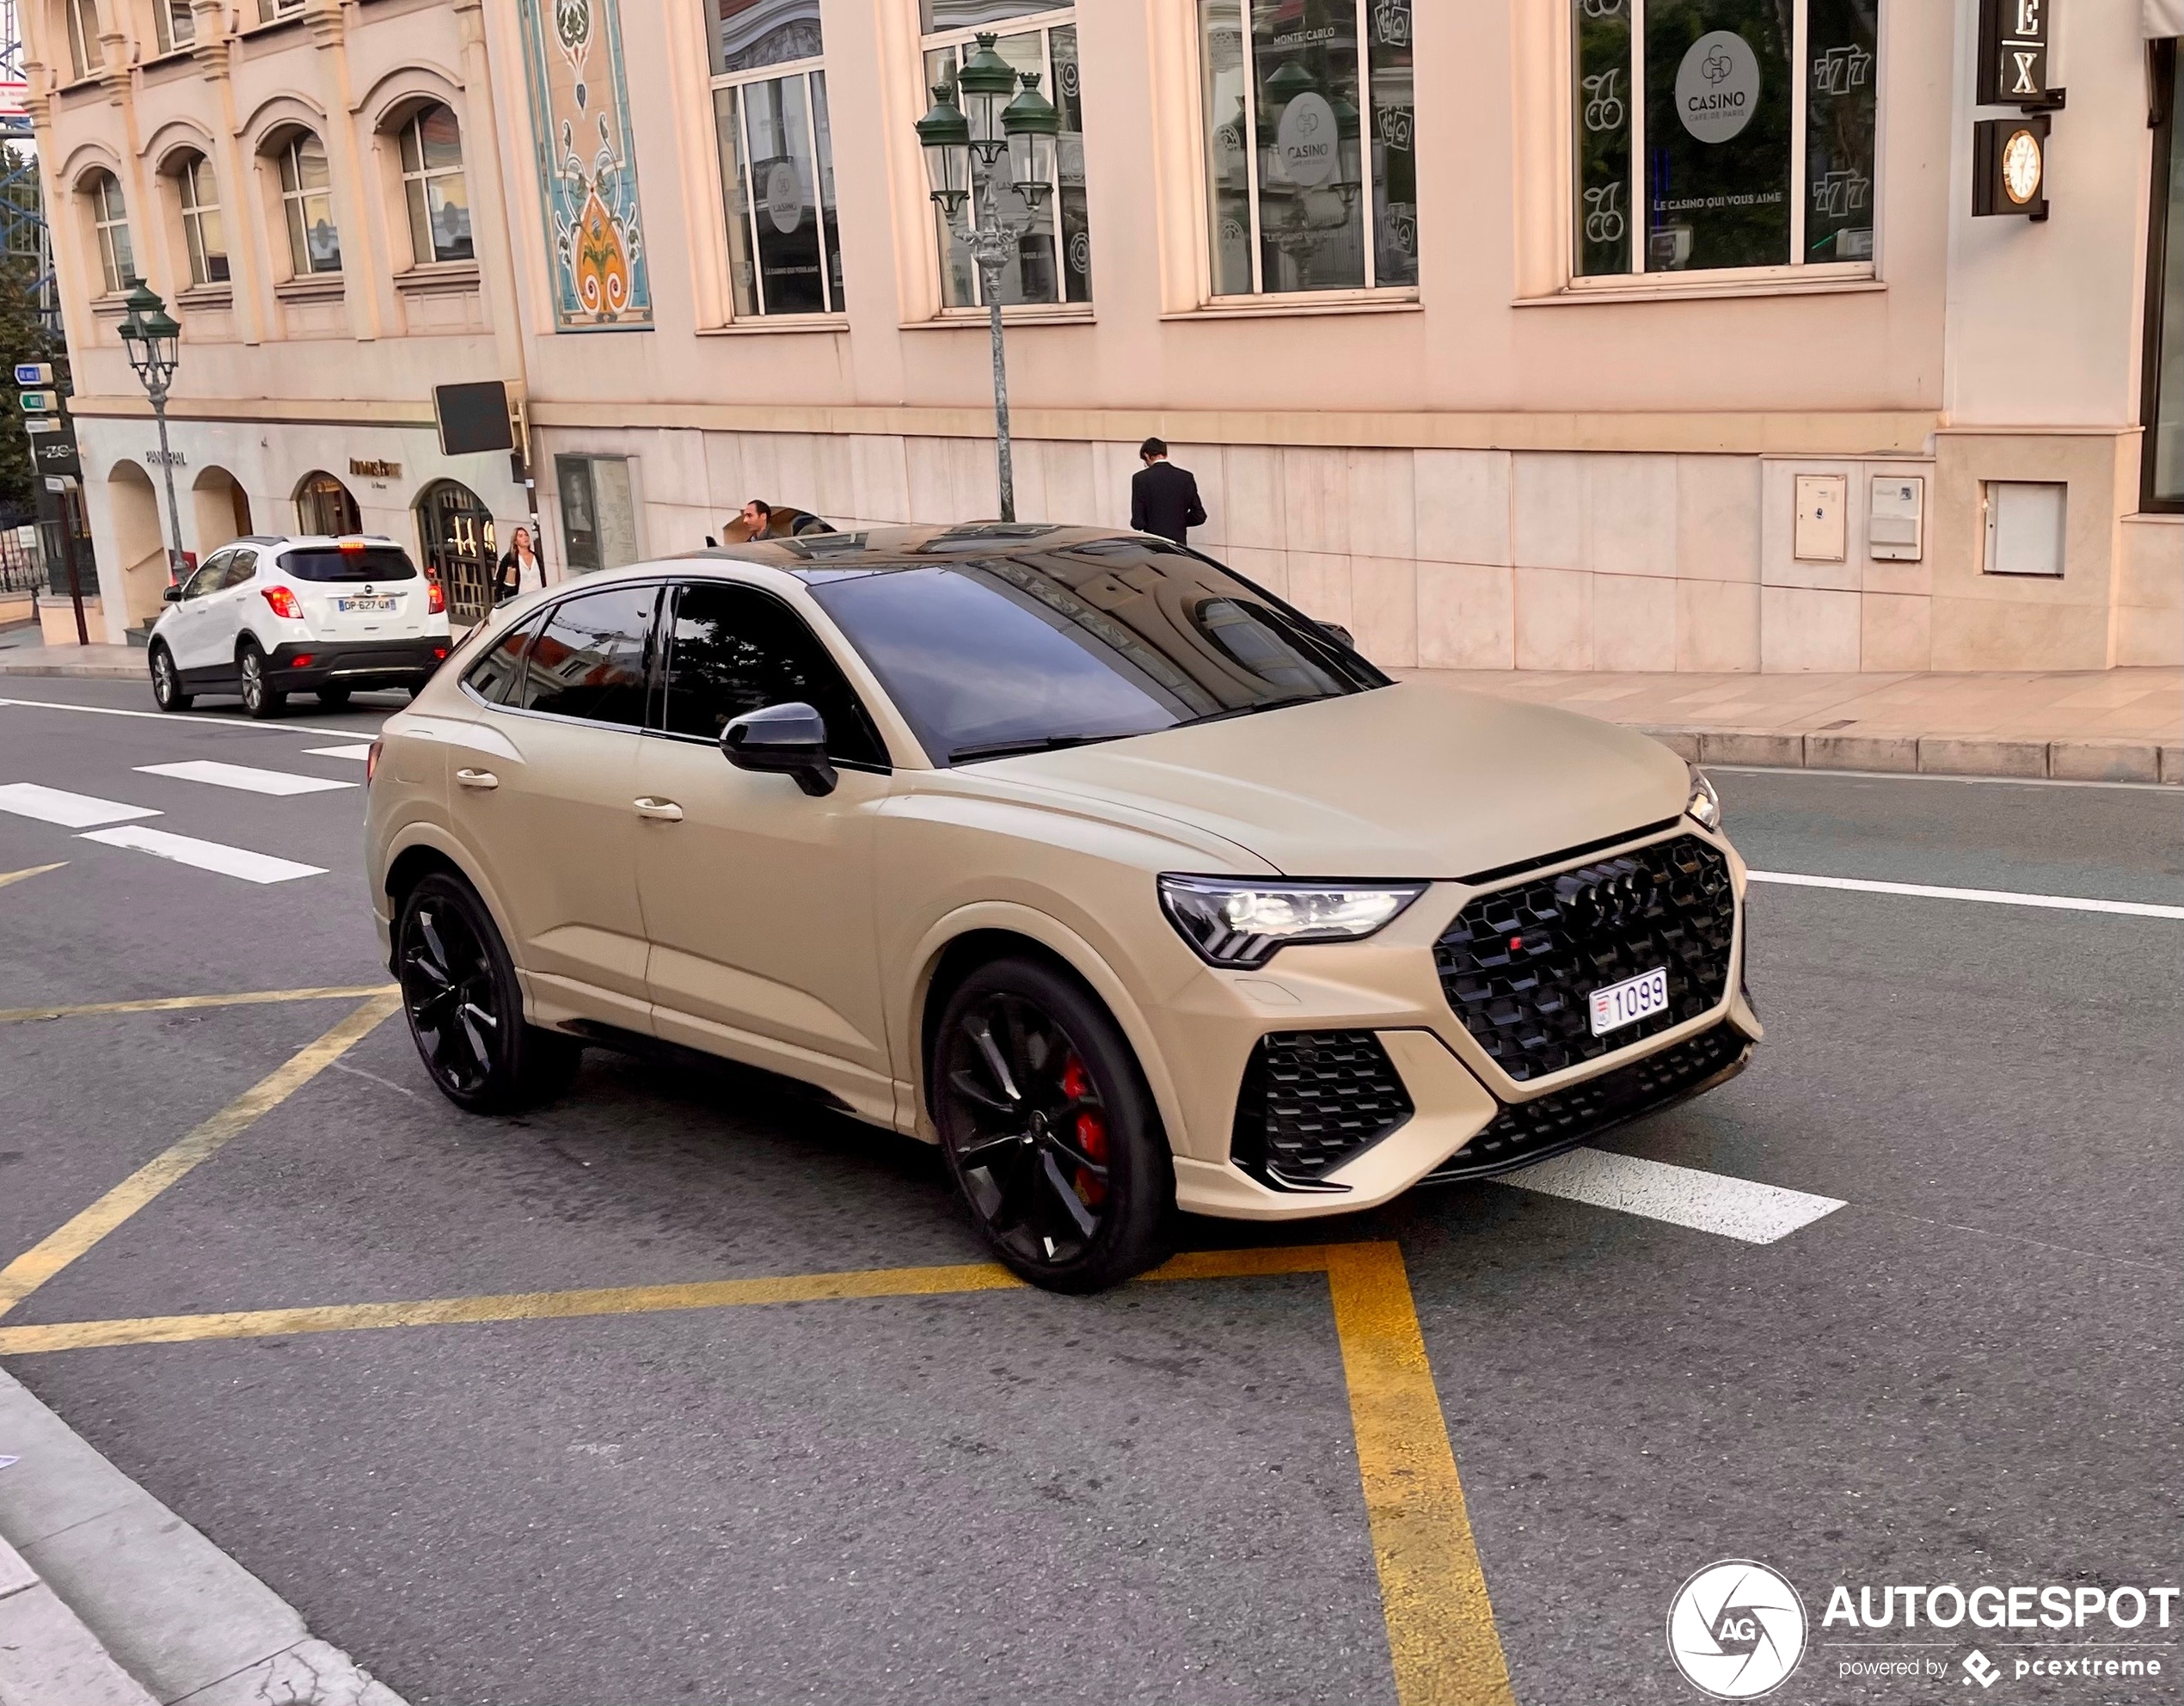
(1977, 0), (2059, 108)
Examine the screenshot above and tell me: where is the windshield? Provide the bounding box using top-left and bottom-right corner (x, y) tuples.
(279, 546), (418, 583)
(806, 543), (1386, 764)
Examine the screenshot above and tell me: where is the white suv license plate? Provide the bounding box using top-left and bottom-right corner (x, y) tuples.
(1590, 967), (1669, 1036)
(336, 596), (398, 614)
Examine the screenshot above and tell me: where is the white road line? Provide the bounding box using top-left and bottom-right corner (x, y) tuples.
(77, 825), (327, 884)
(136, 759), (355, 796)
(303, 744), (373, 761)
(0, 782), (162, 828)
(0, 698), (380, 738)
(1749, 869), (2184, 921)
(1497, 1148), (1845, 1244)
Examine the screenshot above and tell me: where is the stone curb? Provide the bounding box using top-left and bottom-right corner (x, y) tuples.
(0, 1366), (406, 1706)
(1636, 726), (2181, 785)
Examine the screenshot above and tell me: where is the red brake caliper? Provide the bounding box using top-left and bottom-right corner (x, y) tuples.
(1060, 1056), (1108, 1207)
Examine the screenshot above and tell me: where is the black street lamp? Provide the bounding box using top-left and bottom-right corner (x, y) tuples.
(915, 35), (1061, 523)
(117, 279), (188, 586)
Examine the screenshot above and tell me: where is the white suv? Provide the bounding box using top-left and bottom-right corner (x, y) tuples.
(148, 534), (453, 717)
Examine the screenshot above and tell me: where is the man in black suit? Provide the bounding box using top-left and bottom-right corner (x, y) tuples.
(1129, 438), (1207, 547)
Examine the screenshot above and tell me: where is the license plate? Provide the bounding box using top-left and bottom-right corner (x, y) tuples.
(1590, 967), (1669, 1036)
(337, 596), (397, 614)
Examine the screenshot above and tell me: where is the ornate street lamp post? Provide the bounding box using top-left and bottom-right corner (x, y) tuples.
(916, 35), (1060, 523)
(117, 279), (188, 585)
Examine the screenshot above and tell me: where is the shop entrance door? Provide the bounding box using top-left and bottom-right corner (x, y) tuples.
(418, 480), (497, 626)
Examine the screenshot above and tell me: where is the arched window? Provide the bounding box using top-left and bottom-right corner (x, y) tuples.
(273, 132), (340, 275)
(84, 169), (133, 295)
(64, 0), (101, 81)
(397, 103), (473, 265)
(296, 470), (361, 537)
(171, 152), (228, 285)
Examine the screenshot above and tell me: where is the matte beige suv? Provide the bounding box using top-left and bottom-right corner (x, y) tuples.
(365, 526), (1760, 1291)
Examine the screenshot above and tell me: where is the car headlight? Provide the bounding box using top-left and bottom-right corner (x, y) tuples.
(1158, 874), (1426, 968)
(1686, 764), (1723, 832)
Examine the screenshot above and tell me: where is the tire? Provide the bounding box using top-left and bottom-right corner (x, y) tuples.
(316, 685), (353, 708)
(148, 643), (192, 712)
(395, 871), (583, 1114)
(932, 956), (1174, 1293)
(237, 640), (286, 720)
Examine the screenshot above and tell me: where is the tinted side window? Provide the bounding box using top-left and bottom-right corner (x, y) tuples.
(465, 613), (539, 706)
(509, 586), (658, 726)
(660, 582), (886, 767)
(224, 549), (257, 586)
(182, 553), (230, 598)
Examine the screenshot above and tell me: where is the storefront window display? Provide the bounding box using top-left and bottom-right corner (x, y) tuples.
(1198, 0), (1418, 298)
(713, 0), (846, 316)
(1572, 0), (1876, 278)
(921, 2), (1091, 309)
(296, 471), (361, 537)
(555, 455), (640, 574)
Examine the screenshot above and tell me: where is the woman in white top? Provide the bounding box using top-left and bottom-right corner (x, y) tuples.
(494, 525), (543, 604)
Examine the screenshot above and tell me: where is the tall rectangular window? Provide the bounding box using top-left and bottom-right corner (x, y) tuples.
(86, 170), (132, 295)
(275, 133), (341, 275)
(175, 153), (229, 285)
(399, 103), (474, 265)
(153, 0), (194, 53)
(1194, 0), (1419, 298)
(921, 2), (1091, 309)
(711, 0), (844, 317)
(2144, 40), (2184, 510)
(1572, 0), (1877, 279)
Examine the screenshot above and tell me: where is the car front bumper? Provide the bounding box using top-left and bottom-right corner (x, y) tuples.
(267, 637), (450, 690)
(1156, 823), (1763, 1222)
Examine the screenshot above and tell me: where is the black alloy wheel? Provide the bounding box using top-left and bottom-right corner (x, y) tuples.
(934, 957), (1173, 1292)
(237, 640), (285, 720)
(396, 872), (580, 1113)
(149, 644), (191, 712)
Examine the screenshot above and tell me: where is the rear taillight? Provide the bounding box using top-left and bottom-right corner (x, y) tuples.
(262, 586), (303, 620)
(366, 737), (383, 784)
(426, 580), (446, 615)
(288, 654), (314, 669)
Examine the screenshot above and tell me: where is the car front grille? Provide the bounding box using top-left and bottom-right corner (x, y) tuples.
(1422, 1022), (1751, 1184)
(1231, 1030), (1414, 1188)
(1433, 832), (1737, 1083)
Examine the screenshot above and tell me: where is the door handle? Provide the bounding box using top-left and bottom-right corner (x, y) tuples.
(455, 768), (500, 791)
(633, 797), (684, 822)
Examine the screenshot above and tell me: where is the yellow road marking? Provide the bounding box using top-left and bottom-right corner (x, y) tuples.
(0, 983), (397, 1025)
(0, 1238), (1512, 1704)
(0, 992), (402, 1318)
(0, 862), (67, 893)
(1325, 1243), (1518, 1706)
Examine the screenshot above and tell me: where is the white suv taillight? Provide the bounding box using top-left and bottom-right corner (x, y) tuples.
(262, 586), (303, 620)
(426, 579), (446, 616)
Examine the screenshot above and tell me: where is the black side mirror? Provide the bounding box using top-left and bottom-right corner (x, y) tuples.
(721, 701), (838, 797)
(162, 584), (183, 604)
(1318, 621), (1355, 650)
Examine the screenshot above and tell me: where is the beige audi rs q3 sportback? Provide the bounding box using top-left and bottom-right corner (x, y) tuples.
(365, 525), (1760, 1292)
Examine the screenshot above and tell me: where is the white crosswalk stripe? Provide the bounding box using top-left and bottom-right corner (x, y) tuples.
(303, 744), (374, 761)
(136, 759), (356, 796)
(77, 825), (326, 884)
(1749, 869), (2184, 921)
(0, 782), (162, 828)
(1495, 1147), (1845, 1243)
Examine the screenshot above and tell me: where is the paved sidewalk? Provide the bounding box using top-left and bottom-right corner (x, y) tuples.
(0, 1367), (404, 1706)
(1412, 666), (2183, 784)
(0, 639), (143, 679)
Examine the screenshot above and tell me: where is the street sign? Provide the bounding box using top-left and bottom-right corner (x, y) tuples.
(13, 362), (52, 386)
(22, 416), (59, 434)
(17, 390), (57, 413)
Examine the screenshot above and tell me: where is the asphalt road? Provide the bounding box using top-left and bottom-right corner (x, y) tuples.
(1, 676), (2178, 1706)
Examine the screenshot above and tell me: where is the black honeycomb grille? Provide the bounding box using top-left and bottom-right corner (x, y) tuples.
(1434, 833), (1736, 1083)
(1423, 1022), (1751, 1184)
(1231, 1030), (1414, 1187)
